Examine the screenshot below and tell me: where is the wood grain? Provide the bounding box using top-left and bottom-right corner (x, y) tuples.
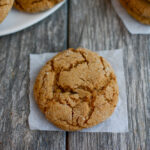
(0, 4), (67, 150)
(68, 0), (150, 150)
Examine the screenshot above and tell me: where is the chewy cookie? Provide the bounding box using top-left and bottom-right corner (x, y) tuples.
(34, 48), (119, 131)
(0, 0), (14, 23)
(120, 0), (150, 25)
(14, 0), (63, 13)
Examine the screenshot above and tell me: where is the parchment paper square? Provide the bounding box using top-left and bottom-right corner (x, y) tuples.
(29, 49), (128, 132)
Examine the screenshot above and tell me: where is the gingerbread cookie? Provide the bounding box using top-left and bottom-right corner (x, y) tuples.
(120, 0), (150, 25)
(34, 48), (119, 131)
(14, 0), (63, 13)
(0, 0), (14, 23)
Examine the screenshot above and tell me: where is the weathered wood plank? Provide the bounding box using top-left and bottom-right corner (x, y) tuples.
(68, 0), (150, 149)
(0, 4), (67, 150)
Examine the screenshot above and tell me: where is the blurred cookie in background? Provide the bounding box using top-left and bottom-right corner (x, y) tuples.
(0, 0), (14, 23)
(14, 0), (63, 13)
(120, 0), (150, 25)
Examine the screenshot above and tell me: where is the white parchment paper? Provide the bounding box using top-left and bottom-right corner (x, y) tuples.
(111, 0), (150, 34)
(29, 49), (128, 132)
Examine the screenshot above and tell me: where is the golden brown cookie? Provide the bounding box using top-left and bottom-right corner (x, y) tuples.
(120, 0), (150, 25)
(34, 48), (119, 131)
(0, 0), (14, 23)
(14, 0), (63, 13)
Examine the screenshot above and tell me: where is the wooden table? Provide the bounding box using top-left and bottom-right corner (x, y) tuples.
(0, 0), (150, 149)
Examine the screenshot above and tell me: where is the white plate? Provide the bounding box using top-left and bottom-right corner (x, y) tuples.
(0, 1), (65, 36)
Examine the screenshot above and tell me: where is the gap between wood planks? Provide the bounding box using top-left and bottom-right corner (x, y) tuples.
(66, 0), (70, 150)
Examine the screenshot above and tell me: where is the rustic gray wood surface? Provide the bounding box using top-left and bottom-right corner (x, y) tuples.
(0, 0), (150, 150)
(0, 4), (67, 150)
(68, 0), (150, 150)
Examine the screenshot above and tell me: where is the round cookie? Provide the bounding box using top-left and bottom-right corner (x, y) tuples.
(120, 0), (150, 25)
(0, 0), (14, 23)
(14, 0), (63, 13)
(34, 48), (119, 131)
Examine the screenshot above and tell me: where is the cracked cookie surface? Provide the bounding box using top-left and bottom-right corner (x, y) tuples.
(14, 0), (63, 13)
(120, 0), (150, 25)
(34, 48), (119, 131)
(0, 0), (14, 23)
